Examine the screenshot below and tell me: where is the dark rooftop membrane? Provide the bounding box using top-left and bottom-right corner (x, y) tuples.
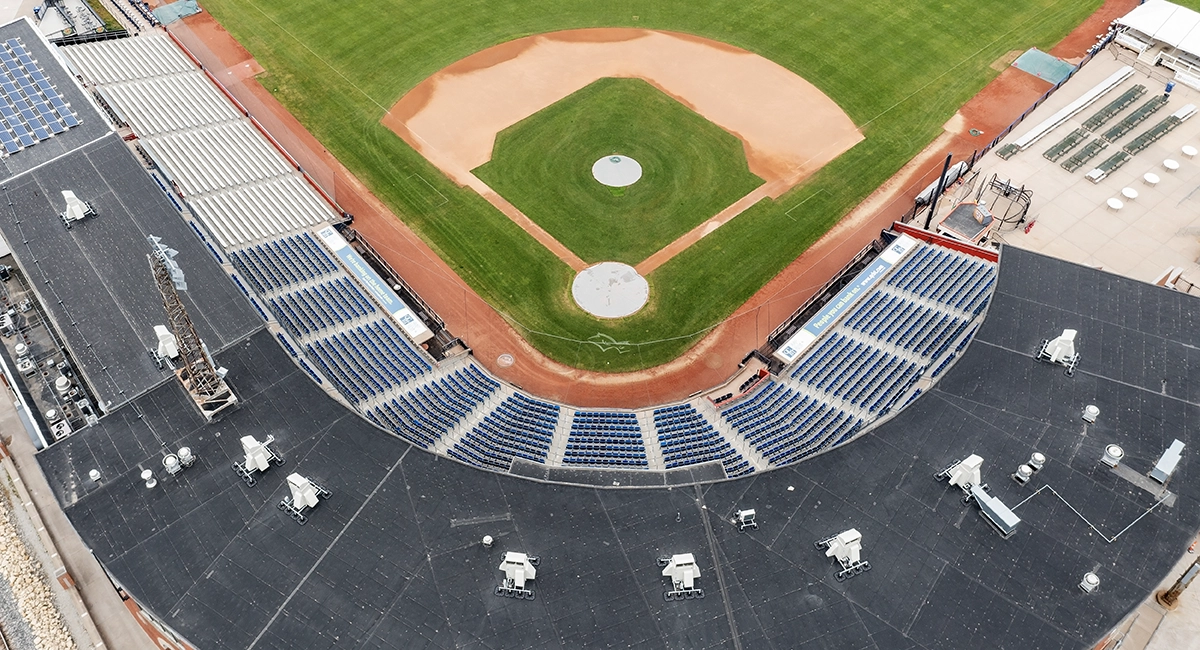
(35, 246), (1200, 650)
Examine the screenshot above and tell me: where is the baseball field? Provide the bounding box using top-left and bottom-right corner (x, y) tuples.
(197, 0), (1101, 372)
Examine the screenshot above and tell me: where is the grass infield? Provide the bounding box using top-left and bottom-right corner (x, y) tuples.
(197, 0), (1102, 372)
(473, 78), (763, 265)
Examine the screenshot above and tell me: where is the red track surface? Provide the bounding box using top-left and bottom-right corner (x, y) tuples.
(170, 0), (1135, 408)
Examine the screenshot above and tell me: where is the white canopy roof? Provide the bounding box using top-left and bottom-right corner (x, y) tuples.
(1118, 0), (1200, 57)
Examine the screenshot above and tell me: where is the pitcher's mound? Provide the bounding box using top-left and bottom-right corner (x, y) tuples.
(572, 262), (649, 318)
(592, 155), (643, 187)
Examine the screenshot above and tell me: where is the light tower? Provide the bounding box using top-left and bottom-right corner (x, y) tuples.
(147, 236), (237, 420)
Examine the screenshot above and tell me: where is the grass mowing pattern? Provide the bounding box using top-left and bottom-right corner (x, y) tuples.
(197, 0), (1101, 372)
(473, 78), (763, 265)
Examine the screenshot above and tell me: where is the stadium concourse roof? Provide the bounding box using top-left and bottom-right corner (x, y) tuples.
(35, 244), (1200, 650)
(0, 18), (261, 412)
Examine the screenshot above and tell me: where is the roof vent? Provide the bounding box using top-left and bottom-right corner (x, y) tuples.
(482, 535), (494, 549)
(1029, 452), (1046, 472)
(1080, 572), (1100, 593)
(88, 469), (100, 482)
(163, 454), (181, 476)
(1083, 405), (1099, 423)
(1012, 464), (1034, 484)
(1101, 444), (1124, 468)
(141, 469), (157, 489)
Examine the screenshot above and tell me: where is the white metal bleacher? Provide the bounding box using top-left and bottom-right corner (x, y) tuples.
(62, 36), (332, 248)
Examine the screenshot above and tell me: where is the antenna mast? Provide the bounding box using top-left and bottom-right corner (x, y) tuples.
(147, 236), (237, 420)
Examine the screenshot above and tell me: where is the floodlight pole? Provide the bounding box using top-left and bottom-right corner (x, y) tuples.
(924, 153), (953, 230)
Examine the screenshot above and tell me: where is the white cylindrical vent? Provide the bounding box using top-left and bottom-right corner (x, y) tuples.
(44, 409), (59, 422)
(1101, 444), (1124, 468)
(14, 343), (27, 357)
(482, 535), (494, 548)
(88, 469), (101, 482)
(1080, 572), (1100, 593)
(1083, 405), (1100, 423)
(163, 454), (180, 473)
(1013, 465), (1033, 484)
(178, 447), (194, 465)
(54, 376), (70, 394)
(141, 469), (157, 489)
(1030, 452), (1046, 471)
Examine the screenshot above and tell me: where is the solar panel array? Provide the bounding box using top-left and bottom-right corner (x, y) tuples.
(0, 37), (79, 155)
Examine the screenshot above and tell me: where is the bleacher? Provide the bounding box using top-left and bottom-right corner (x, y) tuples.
(719, 381), (862, 466)
(563, 411), (647, 467)
(450, 394), (560, 471)
(229, 233), (339, 293)
(368, 364), (498, 448)
(654, 404), (753, 477)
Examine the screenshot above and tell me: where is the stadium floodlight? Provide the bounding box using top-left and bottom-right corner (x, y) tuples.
(148, 235), (186, 291)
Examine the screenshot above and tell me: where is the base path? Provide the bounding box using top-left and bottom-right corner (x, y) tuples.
(385, 28), (862, 190)
(175, 3), (1125, 408)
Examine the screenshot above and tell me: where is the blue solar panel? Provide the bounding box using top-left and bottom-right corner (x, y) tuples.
(0, 38), (78, 155)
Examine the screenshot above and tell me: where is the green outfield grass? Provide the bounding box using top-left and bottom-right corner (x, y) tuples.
(473, 78), (763, 265)
(197, 0), (1102, 372)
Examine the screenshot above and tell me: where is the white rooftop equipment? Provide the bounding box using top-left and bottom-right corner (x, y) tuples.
(88, 469), (101, 482)
(935, 454), (986, 500)
(141, 468), (156, 489)
(177, 446), (196, 468)
(482, 535), (494, 549)
(815, 528), (871, 581)
(1102, 444), (1125, 468)
(231, 434), (284, 486)
(659, 553), (704, 600)
(1036, 329), (1080, 375)
(163, 453), (181, 476)
(1083, 405), (1099, 423)
(59, 190), (95, 228)
(495, 551), (540, 600)
(734, 509), (758, 532)
(278, 473), (332, 525)
(1012, 464), (1034, 485)
(1029, 452), (1046, 472)
(1080, 572), (1100, 593)
(970, 484), (1021, 538)
(154, 325), (179, 360)
(1150, 439), (1185, 484)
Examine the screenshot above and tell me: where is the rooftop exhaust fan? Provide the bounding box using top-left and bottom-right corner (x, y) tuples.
(658, 553), (704, 601)
(496, 552), (540, 600)
(1036, 329), (1080, 375)
(815, 528), (871, 581)
(734, 509), (758, 532)
(278, 473), (332, 525)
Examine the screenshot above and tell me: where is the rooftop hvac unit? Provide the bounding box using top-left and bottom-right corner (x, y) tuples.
(278, 473), (332, 525)
(1036, 329), (1080, 375)
(1150, 439), (1185, 484)
(659, 553), (704, 601)
(231, 434), (284, 487)
(816, 528), (871, 581)
(496, 552), (540, 600)
(59, 190), (95, 228)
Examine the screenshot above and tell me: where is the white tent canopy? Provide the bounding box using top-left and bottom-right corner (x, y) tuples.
(1117, 0), (1200, 58)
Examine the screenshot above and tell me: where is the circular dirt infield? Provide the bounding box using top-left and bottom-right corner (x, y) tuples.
(572, 262), (649, 318)
(592, 155), (642, 187)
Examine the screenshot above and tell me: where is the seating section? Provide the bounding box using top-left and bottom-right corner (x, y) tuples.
(885, 245), (995, 315)
(720, 381), (862, 466)
(789, 333), (925, 414)
(654, 405), (753, 477)
(450, 394), (560, 471)
(229, 233), (339, 294)
(303, 319), (432, 404)
(563, 411), (647, 467)
(368, 365), (498, 448)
